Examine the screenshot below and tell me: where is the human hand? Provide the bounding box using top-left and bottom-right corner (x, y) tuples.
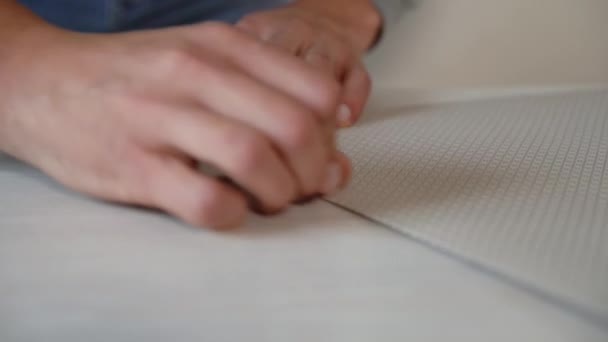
(237, 0), (382, 127)
(0, 21), (349, 229)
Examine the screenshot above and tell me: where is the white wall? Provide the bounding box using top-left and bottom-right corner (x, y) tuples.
(367, 0), (608, 89)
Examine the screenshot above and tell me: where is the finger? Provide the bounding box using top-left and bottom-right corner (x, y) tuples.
(145, 155), (248, 230)
(267, 27), (306, 55)
(157, 105), (298, 213)
(303, 38), (349, 80)
(339, 62), (372, 127)
(320, 151), (352, 195)
(298, 45), (339, 150)
(191, 23), (340, 119)
(304, 48), (336, 77)
(301, 39), (366, 128)
(301, 39), (356, 142)
(236, 42), (340, 120)
(235, 14), (274, 41)
(178, 65), (331, 196)
(335, 150), (352, 190)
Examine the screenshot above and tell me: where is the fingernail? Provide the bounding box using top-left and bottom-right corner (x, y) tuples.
(322, 162), (342, 195)
(337, 104), (352, 127)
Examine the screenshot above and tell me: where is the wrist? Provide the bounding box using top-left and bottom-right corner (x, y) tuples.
(0, 3), (68, 154)
(0, 3), (69, 83)
(291, 0), (382, 52)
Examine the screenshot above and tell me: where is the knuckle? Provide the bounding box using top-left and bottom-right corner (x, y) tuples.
(236, 30), (268, 52)
(224, 128), (268, 174)
(202, 21), (238, 39)
(280, 112), (318, 150)
(333, 56), (352, 77)
(205, 60), (242, 83)
(157, 47), (199, 76)
(311, 77), (341, 115)
(290, 18), (313, 35)
(236, 15), (258, 30)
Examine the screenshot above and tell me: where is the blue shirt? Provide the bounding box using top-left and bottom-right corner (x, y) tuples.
(18, 0), (286, 32)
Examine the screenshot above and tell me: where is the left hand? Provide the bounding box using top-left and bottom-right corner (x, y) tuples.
(237, 0), (382, 127)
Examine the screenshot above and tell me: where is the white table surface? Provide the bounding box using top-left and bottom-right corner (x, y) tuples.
(1, 150), (607, 342)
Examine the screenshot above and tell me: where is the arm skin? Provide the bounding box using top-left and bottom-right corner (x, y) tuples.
(0, 1), (48, 34)
(0, 1), (64, 152)
(0, 1), (58, 80)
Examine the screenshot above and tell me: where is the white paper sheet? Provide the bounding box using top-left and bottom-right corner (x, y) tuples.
(330, 89), (608, 320)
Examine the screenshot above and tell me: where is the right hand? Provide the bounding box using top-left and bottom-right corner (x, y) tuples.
(0, 21), (350, 229)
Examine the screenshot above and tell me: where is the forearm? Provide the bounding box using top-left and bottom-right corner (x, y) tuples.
(0, 1), (61, 153)
(0, 1), (55, 39)
(0, 1), (62, 75)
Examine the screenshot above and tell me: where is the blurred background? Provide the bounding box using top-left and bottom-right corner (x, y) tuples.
(367, 0), (608, 89)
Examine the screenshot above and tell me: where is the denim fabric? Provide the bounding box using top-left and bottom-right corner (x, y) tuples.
(18, 0), (286, 32)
